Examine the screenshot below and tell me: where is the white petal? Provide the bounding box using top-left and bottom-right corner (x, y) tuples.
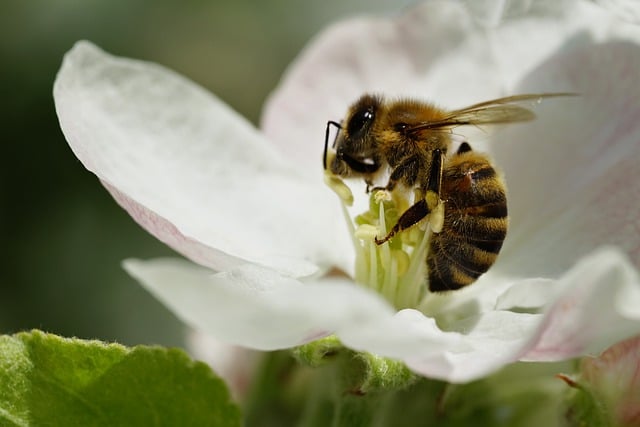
(523, 247), (640, 361)
(406, 310), (543, 383)
(125, 256), (523, 383)
(495, 41), (640, 278)
(262, 2), (478, 171)
(124, 258), (394, 350)
(124, 248), (640, 383)
(339, 305), (543, 383)
(418, 271), (517, 327)
(261, 0), (624, 170)
(495, 278), (557, 311)
(339, 309), (471, 361)
(54, 41), (352, 275)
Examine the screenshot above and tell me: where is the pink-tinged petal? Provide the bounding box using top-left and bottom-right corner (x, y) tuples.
(54, 41), (352, 275)
(261, 0), (623, 171)
(495, 41), (640, 278)
(103, 182), (245, 273)
(523, 248), (640, 361)
(123, 258), (394, 351)
(261, 2), (481, 171)
(580, 335), (640, 426)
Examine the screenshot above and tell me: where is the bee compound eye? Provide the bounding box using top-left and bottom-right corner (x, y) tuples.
(347, 107), (375, 137)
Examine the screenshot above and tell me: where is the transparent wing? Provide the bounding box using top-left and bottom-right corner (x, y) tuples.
(407, 93), (576, 132)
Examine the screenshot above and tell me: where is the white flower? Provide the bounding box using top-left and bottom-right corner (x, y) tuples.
(54, 0), (640, 383)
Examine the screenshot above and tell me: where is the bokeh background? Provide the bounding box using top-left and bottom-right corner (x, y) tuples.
(0, 0), (414, 349)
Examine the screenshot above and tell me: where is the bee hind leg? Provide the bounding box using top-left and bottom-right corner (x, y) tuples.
(374, 198), (430, 245)
(424, 148), (445, 233)
(375, 149), (444, 244)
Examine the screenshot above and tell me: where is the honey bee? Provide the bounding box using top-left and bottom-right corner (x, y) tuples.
(324, 93), (569, 292)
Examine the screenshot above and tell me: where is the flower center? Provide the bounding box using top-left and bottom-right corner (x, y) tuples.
(324, 165), (431, 310)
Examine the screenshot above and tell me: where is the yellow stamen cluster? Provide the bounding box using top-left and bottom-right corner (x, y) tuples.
(324, 169), (431, 309)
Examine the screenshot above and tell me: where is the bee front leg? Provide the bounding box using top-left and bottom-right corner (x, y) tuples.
(365, 178), (375, 193)
(370, 154), (423, 194)
(375, 149), (444, 244)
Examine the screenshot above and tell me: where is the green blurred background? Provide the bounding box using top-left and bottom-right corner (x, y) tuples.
(0, 0), (413, 349)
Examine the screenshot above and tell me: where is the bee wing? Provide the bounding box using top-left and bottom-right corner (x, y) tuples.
(408, 93), (576, 131)
(443, 103), (536, 125)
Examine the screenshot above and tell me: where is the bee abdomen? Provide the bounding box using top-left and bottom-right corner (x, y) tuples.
(427, 233), (504, 292)
(427, 155), (508, 292)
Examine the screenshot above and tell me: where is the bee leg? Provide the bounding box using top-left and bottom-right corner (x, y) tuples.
(370, 155), (423, 193)
(365, 178), (375, 193)
(374, 199), (430, 245)
(425, 148), (445, 233)
(374, 149), (444, 244)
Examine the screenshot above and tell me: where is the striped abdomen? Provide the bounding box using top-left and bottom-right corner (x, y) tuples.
(427, 151), (508, 292)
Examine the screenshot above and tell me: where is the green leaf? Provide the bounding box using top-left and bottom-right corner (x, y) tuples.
(0, 330), (241, 426)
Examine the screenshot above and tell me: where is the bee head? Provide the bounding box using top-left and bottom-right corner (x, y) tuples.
(328, 94), (382, 176)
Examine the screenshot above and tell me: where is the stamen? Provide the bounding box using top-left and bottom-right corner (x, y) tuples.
(324, 170), (354, 206)
(381, 253), (398, 305)
(368, 238), (378, 293)
(377, 199), (391, 269)
(324, 158), (433, 309)
(397, 224), (430, 308)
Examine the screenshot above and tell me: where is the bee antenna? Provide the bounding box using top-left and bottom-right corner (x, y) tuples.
(324, 120), (341, 170)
